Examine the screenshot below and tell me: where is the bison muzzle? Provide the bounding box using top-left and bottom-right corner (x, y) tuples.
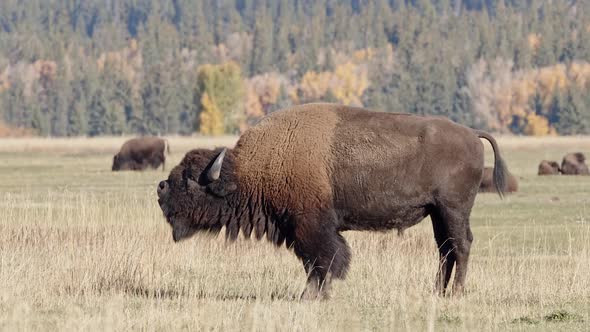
(157, 104), (508, 300)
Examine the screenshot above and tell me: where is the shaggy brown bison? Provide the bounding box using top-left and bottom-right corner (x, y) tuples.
(479, 167), (518, 193)
(156, 103), (507, 299)
(561, 153), (589, 175)
(538, 160), (560, 175)
(112, 137), (169, 171)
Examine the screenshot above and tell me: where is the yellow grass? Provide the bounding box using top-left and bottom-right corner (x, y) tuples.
(0, 136), (589, 331)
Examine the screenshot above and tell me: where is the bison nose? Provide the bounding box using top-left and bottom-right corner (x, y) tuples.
(157, 180), (169, 197)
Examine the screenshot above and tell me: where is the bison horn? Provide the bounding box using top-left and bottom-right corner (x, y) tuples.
(207, 148), (227, 181)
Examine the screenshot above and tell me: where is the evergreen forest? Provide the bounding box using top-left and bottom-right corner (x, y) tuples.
(1, 0), (590, 137)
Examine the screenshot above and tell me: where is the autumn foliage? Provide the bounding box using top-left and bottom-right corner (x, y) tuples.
(199, 93), (224, 136)
(0, 121), (35, 137)
(1, 1), (590, 136)
(466, 60), (590, 136)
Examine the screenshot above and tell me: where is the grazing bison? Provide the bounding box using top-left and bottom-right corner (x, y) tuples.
(561, 153), (589, 175)
(112, 137), (169, 171)
(538, 160), (560, 175)
(479, 167), (518, 193)
(156, 104), (507, 299)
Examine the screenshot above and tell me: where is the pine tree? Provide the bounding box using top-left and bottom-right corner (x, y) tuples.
(273, 0), (293, 72)
(67, 80), (87, 136)
(554, 86), (590, 135)
(87, 87), (107, 137)
(250, 6), (273, 75)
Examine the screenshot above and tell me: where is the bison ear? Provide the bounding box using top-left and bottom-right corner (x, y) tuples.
(207, 181), (237, 197)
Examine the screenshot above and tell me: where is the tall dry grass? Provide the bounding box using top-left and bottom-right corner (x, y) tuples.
(0, 136), (589, 331)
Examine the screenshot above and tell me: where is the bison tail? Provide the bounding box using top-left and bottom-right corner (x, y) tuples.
(475, 130), (508, 198)
(165, 139), (170, 154)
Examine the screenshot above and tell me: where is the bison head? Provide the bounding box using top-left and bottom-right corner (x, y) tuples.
(113, 154), (144, 171)
(157, 148), (237, 242)
(548, 161), (561, 173)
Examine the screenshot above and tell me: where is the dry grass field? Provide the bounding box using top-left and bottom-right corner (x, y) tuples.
(1, 136), (589, 331)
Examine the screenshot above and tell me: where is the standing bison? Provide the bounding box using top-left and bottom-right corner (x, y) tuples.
(156, 104), (507, 299)
(480, 167), (518, 193)
(560, 153), (589, 175)
(112, 137), (169, 171)
(538, 160), (560, 175)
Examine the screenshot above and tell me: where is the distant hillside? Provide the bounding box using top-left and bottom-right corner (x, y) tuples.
(0, 0), (589, 137)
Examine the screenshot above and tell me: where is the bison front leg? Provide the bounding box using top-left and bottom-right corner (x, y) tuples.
(293, 213), (351, 300)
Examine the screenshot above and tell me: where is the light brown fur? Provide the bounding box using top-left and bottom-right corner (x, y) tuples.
(234, 104), (338, 212)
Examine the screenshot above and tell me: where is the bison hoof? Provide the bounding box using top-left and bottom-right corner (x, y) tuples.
(437, 286), (465, 297)
(300, 283), (330, 301)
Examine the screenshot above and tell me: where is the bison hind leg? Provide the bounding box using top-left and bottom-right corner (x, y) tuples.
(431, 203), (474, 296)
(293, 211), (351, 300)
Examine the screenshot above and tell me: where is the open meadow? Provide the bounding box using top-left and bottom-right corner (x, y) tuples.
(1, 136), (589, 331)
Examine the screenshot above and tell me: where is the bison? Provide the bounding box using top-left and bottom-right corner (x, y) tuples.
(156, 104), (507, 299)
(479, 167), (518, 193)
(560, 153), (589, 175)
(112, 137), (169, 171)
(538, 160), (560, 175)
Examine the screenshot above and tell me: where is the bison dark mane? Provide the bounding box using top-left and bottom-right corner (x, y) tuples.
(159, 148), (295, 247)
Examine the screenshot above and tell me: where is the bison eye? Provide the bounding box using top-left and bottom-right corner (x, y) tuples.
(181, 168), (201, 190)
(187, 177), (199, 190)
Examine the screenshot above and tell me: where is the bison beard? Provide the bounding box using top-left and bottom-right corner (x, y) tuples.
(157, 104), (507, 300)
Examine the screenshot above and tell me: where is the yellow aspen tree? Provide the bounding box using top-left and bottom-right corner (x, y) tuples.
(332, 62), (369, 106)
(199, 92), (224, 136)
(524, 113), (552, 136)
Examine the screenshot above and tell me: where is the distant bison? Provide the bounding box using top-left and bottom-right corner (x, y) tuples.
(561, 153), (589, 175)
(538, 160), (560, 175)
(479, 167), (518, 193)
(112, 137), (169, 171)
(156, 104), (507, 299)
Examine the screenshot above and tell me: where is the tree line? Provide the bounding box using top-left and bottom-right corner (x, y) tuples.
(0, 0), (589, 137)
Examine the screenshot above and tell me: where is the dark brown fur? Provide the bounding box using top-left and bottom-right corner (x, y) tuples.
(112, 137), (169, 171)
(157, 103), (508, 299)
(479, 167), (518, 193)
(538, 160), (560, 175)
(560, 152), (589, 175)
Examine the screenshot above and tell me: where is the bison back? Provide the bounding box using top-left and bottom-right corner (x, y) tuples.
(234, 104), (487, 228)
